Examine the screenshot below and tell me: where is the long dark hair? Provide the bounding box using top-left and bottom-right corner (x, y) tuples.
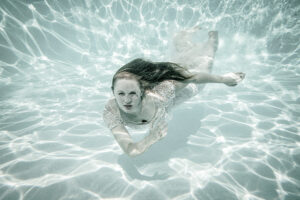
(111, 58), (192, 94)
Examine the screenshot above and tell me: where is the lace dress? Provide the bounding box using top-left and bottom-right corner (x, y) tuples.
(102, 80), (198, 142)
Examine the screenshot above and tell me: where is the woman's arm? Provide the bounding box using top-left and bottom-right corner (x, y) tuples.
(111, 125), (154, 157)
(110, 119), (167, 157)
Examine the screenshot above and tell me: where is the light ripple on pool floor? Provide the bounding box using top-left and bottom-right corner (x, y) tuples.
(0, 0), (300, 200)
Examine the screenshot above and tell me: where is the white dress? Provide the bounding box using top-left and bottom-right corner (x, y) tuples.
(171, 29), (217, 95)
(171, 29), (215, 74)
(103, 80), (177, 142)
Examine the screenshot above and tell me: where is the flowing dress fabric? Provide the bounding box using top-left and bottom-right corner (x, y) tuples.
(171, 29), (216, 95)
(172, 30), (214, 74)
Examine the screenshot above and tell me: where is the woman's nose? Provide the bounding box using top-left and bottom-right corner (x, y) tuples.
(124, 95), (131, 103)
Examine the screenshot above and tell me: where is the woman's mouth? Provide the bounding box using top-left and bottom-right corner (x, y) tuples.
(124, 105), (132, 109)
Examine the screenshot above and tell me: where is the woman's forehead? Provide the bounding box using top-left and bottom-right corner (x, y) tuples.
(114, 79), (141, 90)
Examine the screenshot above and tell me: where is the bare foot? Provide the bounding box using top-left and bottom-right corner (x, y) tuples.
(222, 72), (246, 86)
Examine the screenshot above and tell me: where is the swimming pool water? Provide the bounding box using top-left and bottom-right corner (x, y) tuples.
(0, 0), (299, 199)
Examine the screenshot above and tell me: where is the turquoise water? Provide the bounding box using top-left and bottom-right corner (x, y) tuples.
(0, 0), (299, 199)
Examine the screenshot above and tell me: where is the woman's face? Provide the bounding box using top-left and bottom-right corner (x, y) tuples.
(113, 78), (143, 114)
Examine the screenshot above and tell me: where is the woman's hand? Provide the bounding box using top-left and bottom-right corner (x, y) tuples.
(222, 72), (245, 86)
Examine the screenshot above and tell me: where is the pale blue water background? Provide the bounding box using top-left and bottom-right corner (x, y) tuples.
(0, 0), (300, 200)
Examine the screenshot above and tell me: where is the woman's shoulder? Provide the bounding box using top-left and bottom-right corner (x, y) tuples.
(153, 80), (176, 98)
(104, 98), (118, 110)
(103, 98), (123, 129)
(149, 80), (176, 107)
(103, 98), (122, 119)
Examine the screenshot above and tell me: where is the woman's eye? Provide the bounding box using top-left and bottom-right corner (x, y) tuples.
(129, 92), (136, 95)
(119, 93), (125, 96)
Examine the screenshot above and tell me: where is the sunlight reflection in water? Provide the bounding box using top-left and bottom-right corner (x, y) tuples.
(0, 0), (299, 200)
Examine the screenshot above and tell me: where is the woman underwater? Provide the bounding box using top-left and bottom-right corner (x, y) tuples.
(103, 28), (245, 157)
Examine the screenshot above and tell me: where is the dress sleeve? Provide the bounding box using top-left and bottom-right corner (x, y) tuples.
(102, 99), (123, 130)
(152, 80), (176, 108)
